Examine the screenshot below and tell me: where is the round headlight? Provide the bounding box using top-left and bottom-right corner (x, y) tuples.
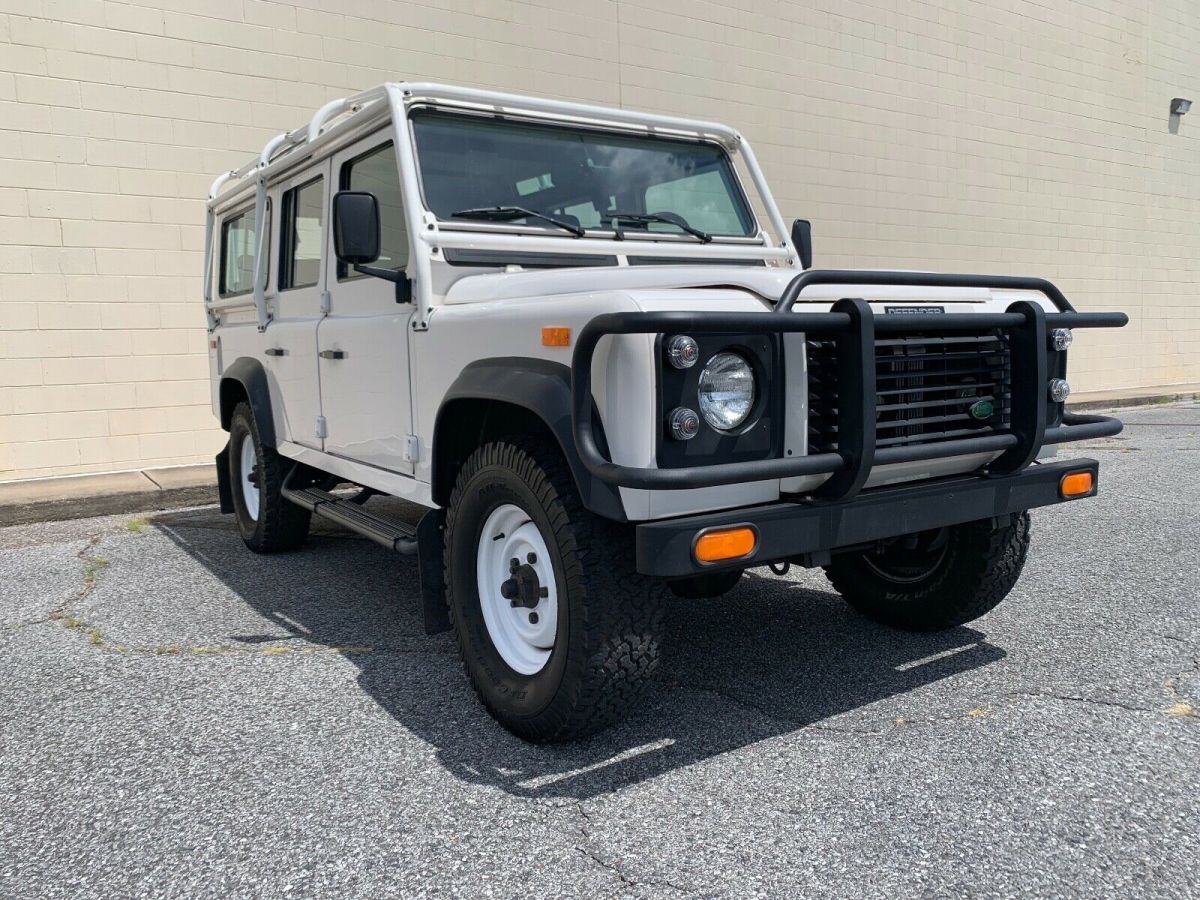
(698, 352), (755, 431)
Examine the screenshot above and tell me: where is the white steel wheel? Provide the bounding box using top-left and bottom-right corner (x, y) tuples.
(476, 503), (559, 675)
(238, 431), (261, 522)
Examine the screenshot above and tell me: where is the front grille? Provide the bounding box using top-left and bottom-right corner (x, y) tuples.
(807, 330), (1013, 454)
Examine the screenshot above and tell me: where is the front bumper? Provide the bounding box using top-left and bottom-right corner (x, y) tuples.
(635, 456), (1097, 577)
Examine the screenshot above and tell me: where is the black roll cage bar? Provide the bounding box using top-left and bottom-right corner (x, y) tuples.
(570, 270), (1128, 496)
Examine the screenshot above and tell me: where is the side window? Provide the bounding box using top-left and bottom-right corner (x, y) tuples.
(340, 141), (408, 280)
(219, 205), (267, 297)
(279, 176), (324, 290)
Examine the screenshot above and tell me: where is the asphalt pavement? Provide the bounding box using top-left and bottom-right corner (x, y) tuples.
(1, 402), (1197, 898)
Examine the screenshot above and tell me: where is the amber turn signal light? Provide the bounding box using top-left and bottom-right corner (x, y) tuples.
(694, 526), (758, 564)
(541, 326), (571, 347)
(1060, 470), (1095, 498)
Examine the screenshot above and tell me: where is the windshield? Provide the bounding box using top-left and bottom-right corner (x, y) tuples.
(411, 110), (757, 239)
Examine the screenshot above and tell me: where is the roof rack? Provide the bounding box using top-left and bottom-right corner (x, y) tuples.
(202, 85), (392, 330)
(201, 82), (798, 332)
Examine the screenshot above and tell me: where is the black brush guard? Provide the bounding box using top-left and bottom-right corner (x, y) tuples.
(570, 270), (1128, 496)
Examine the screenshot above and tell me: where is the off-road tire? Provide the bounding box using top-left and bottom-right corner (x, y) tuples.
(824, 513), (1031, 632)
(669, 569), (743, 600)
(444, 439), (666, 742)
(228, 402), (311, 553)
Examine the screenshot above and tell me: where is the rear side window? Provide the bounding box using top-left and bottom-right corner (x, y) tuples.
(219, 206), (266, 297)
(339, 142), (408, 279)
(279, 176), (324, 290)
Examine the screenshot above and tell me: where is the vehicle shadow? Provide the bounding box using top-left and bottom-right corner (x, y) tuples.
(153, 501), (1005, 800)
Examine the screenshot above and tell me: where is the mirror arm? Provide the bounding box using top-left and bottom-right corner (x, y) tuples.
(351, 264), (413, 303)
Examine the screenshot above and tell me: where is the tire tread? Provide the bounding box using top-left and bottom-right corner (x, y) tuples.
(444, 439), (665, 741)
(824, 513), (1030, 631)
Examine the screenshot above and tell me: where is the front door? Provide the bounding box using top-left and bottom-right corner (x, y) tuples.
(317, 131), (415, 473)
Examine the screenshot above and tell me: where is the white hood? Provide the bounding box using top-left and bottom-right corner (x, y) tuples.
(443, 265), (1005, 308)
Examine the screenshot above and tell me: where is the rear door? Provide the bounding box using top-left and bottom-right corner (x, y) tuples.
(263, 165), (327, 448)
(317, 131), (415, 473)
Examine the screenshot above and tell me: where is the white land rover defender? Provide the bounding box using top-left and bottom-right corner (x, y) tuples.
(204, 84), (1127, 741)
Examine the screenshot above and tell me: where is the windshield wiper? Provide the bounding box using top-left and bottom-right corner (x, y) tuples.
(450, 206), (585, 238)
(602, 212), (712, 243)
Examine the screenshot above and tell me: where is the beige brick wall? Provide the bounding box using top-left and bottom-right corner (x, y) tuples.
(1, 0), (1197, 481)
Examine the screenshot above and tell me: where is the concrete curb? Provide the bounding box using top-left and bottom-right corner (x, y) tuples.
(0, 465), (218, 528)
(1068, 385), (1200, 411)
(1, 385), (1196, 528)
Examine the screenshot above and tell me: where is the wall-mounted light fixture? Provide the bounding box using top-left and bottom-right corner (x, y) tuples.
(1170, 97), (1192, 116)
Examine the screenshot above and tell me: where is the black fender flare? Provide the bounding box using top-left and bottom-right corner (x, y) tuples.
(434, 357), (626, 521)
(218, 357), (277, 448)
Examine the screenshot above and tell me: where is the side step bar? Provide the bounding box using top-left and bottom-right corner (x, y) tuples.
(282, 484), (418, 554)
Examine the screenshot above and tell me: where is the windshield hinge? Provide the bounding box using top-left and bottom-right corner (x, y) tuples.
(320, 290), (331, 314)
(315, 416), (327, 440)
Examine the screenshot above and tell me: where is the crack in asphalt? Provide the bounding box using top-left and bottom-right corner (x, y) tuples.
(573, 801), (698, 898)
(0, 531), (108, 644)
(1010, 690), (1152, 714)
(17, 524), (445, 661)
(687, 680), (1198, 737)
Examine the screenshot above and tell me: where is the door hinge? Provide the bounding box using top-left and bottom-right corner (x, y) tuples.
(315, 416), (327, 440)
(403, 434), (420, 463)
(320, 290), (331, 314)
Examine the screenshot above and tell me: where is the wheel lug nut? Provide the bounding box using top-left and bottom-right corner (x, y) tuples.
(526, 552), (537, 564)
(528, 611), (539, 624)
(509, 557), (519, 573)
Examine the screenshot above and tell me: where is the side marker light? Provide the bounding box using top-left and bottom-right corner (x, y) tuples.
(1060, 470), (1095, 498)
(694, 526), (758, 564)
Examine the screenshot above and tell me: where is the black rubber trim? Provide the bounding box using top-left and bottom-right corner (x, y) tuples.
(417, 508), (450, 635)
(635, 457), (1100, 577)
(442, 248), (618, 268)
(215, 444), (234, 514)
(628, 256), (766, 267)
(219, 357), (276, 448)
(436, 357), (626, 521)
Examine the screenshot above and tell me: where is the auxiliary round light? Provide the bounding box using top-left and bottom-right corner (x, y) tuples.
(1048, 378), (1071, 403)
(698, 352), (756, 431)
(1050, 328), (1074, 351)
(669, 407), (701, 441)
(666, 335), (700, 369)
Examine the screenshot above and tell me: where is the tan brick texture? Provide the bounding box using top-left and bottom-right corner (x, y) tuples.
(1, 0), (1198, 480)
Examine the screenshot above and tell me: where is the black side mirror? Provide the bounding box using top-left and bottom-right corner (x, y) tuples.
(331, 190), (411, 302)
(333, 191), (381, 265)
(791, 218), (813, 270)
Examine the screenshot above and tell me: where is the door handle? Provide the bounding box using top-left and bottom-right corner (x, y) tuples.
(319, 349), (347, 360)
(264, 347), (286, 357)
